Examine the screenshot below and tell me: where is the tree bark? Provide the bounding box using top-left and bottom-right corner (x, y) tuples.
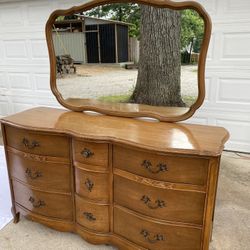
(130, 6), (185, 107)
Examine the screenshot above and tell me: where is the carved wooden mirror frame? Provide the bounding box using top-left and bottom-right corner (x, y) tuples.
(45, 0), (211, 122)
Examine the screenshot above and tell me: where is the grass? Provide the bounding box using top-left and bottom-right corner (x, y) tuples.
(98, 94), (131, 103)
(182, 95), (197, 107)
(98, 93), (197, 107)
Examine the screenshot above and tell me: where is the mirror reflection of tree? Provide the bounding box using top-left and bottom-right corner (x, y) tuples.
(130, 5), (184, 107)
(86, 4), (204, 107)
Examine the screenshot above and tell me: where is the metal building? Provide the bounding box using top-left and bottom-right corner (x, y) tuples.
(53, 16), (129, 64)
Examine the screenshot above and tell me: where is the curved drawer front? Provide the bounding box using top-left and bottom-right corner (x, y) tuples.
(13, 180), (73, 220)
(5, 126), (70, 157)
(113, 146), (208, 186)
(8, 151), (71, 193)
(75, 167), (109, 202)
(73, 139), (108, 168)
(114, 175), (205, 225)
(75, 195), (109, 233)
(114, 206), (202, 250)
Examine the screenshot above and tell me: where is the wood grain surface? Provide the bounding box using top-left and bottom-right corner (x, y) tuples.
(114, 145), (209, 185)
(114, 205), (202, 250)
(114, 174), (206, 225)
(75, 194), (110, 233)
(8, 149), (71, 193)
(13, 180), (73, 220)
(75, 166), (109, 202)
(1, 107), (229, 157)
(73, 139), (108, 167)
(0, 107), (229, 250)
(5, 125), (70, 157)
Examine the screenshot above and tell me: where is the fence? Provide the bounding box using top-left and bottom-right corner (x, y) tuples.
(129, 37), (139, 64)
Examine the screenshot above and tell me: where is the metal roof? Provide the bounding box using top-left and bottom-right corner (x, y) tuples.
(55, 15), (131, 26)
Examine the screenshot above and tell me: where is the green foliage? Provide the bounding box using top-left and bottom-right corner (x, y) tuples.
(181, 9), (204, 53)
(182, 95), (196, 107)
(85, 3), (140, 37)
(56, 16), (64, 21)
(64, 15), (78, 20)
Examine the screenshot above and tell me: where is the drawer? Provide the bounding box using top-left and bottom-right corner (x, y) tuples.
(75, 167), (109, 202)
(75, 195), (109, 233)
(13, 180), (73, 220)
(113, 146), (208, 186)
(5, 126), (70, 158)
(73, 139), (108, 168)
(8, 151), (71, 193)
(114, 206), (202, 250)
(114, 175), (205, 225)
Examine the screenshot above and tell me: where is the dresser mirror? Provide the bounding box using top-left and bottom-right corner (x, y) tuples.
(46, 0), (211, 122)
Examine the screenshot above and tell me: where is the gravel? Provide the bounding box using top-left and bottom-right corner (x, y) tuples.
(57, 64), (198, 100)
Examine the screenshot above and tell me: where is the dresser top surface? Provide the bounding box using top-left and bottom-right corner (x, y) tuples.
(1, 107), (229, 157)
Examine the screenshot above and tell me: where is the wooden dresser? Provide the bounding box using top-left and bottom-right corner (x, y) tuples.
(1, 107), (229, 250)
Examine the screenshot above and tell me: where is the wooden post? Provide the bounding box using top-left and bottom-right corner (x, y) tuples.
(97, 24), (101, 63)
(127, 25), (129, 62)
(115, 24), (118, 63)
(82, 18), (87, 64)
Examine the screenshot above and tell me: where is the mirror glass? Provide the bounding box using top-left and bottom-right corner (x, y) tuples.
(51, 3), (205, 112)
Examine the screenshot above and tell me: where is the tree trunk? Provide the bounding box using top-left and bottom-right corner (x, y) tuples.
(130, 6), (185, 107)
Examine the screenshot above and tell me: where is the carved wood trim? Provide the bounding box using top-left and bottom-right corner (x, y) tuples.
(114, 168), (207, 193)
(6, 146), (70, 164)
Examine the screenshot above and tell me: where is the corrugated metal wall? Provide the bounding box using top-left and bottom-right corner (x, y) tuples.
(52, 23), (129, 64)
(85, 25), (99, 63)
(117, 24), (129, 62)
(99, 24), (116, 63)
(52, 32), (86, 63)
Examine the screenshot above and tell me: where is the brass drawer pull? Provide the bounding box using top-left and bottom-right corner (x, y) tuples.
(85, 178), (94, 192)
(25, 168), (42, 180)
(83, 212), (96, 221)
(141, 160), (167, 174)
(141, 195), (166, 209)
(81, 148), (94, 158)
(29, 196), (45, 208)
(22, 138), (40, 149)
(141, 229), (165, 243)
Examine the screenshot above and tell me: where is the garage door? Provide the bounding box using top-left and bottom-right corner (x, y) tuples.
(186, 0), (250, 153)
